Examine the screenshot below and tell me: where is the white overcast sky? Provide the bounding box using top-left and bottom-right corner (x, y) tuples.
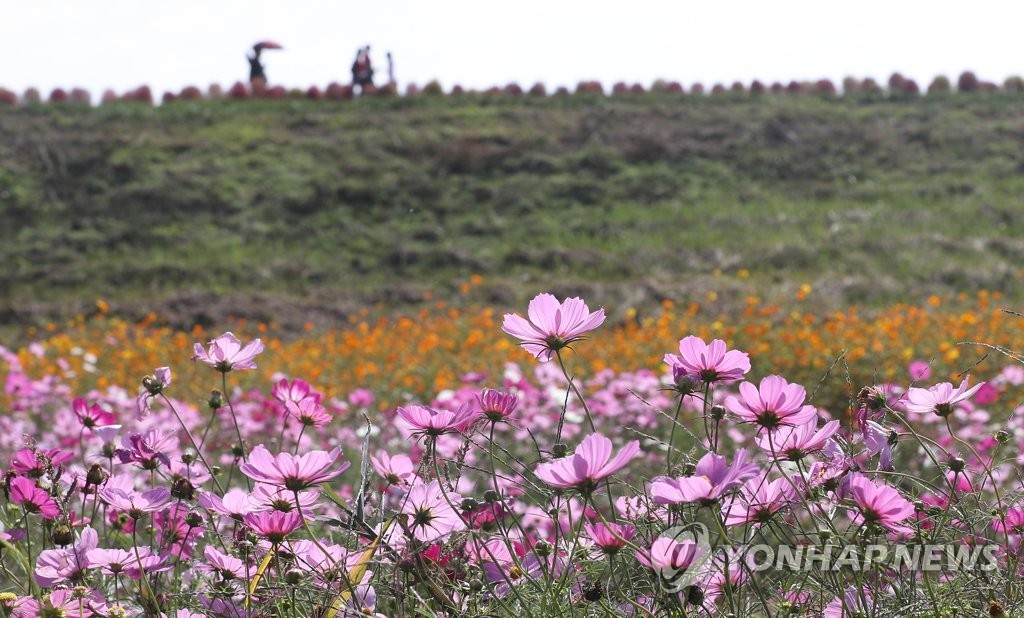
(2, 1), (1022, 97)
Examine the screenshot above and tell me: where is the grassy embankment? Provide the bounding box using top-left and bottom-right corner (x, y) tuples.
(1, 93), (1022, 337)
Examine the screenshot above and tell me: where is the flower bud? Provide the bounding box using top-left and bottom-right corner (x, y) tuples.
(460, 498), (479, 511)
(482, 489), (499, 503)
(186, 512), (205, 528)
(181, 451), (196, 465)
(681, 463), (696, 477)
(284, 568), (304, 585)
(948, 457), (966, 473)
(208, 390), (224, 410)
(399, 559), (416, 573)
(231, 444), (246, 458)
(995, 430), (1011, 444)
(709, 404), (725, 420)
(534, 539), (553, 557)
(673, 372), (700, 396)
(469, 579), (484, 592)
(552, 443), (568, 458)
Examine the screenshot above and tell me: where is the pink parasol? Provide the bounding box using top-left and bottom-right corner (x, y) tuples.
(254, 40), (283, 51)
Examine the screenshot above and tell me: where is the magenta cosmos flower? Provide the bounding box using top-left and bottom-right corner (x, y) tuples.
(725, 375), (817, 431)
(584, 522), (636, 555)
(240, 445), (349, 491)
(72, 398), (116, 430)
(847, 474), (915, 535)
(9, 477), (59, 519)
(502, 293), (606, 362)
(902, 377), (985, 417)
(243, 511), (303, 544)
(664, 336), (751, 387)
(477, 389), (519, 423)
(534, 433), (640, 493)
(397, 403), (478, 438)
(651, 449), (760, 506)
(192, 331), (264, 372)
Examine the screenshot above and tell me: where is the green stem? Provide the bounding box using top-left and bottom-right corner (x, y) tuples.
(555, 349), (596, 433)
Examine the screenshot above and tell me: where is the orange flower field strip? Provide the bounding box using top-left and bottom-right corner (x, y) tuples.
(7, 291), (1018, 413)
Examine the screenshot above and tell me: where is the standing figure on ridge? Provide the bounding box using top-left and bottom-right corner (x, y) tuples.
(352, 46), (375, 93)
(248, 44), (267, 86)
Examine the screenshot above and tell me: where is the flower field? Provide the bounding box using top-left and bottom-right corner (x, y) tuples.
(0, 290), (1022, 616)
(10, 289), (1018, 414)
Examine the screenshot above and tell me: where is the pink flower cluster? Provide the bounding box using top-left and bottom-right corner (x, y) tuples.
(0, 296), (1015, 617)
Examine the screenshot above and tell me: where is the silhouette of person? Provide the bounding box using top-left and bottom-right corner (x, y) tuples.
(351, 46), (374, 92)
(248, 45), (266, 85)
(387, 52), (395, 86)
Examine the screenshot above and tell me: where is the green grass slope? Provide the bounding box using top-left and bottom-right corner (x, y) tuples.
(2, 93), (1023, 332)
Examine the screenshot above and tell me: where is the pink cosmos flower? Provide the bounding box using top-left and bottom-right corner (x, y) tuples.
(908, 359), (932, 381)
(9, 476), (59, 519)
(340, 585), (387, 618)
(9, 447), (73, 477)
(349, 388), (375, 408)
(199, 488), (264, 521)
(72, 397), (116, 429)
(239, 445), (349, 491)
(824, 586), (875, 618)
(992, 507), (1024, 534)
(664, 336), (751, 386)
(534, 433), (640, 493)
(272, 377), (319, 406)
(87, 547), (156, 577)
(397, 403), (479, 438)
(115, 429), (179, 470)
(370, 451), (417, 486)
(250, 483), (320, 513)
(651, 449), (760, 506)
(903, 377), (986, 417)
(723, 477), (798, 527)
(198, 545), (248, 580)
(583, 522), (636, 555)
(755, 419), (840, 461)
(243, 510), (303, 544)
(847, 474), (915, 535)
(481, 551), (548, 598)
(191, 331), (265, 372)
(285, 398), (333, 428)
(98, 487), (171, 519)
(502, 293), (606, 362)
(635, 538), (706, 573)
(12, 588), (103, 618)
(725, 375), (818, 431)
(402, 480), (466, 542)
(34, 526), (98, 586)
(477, 389), (519, 423)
